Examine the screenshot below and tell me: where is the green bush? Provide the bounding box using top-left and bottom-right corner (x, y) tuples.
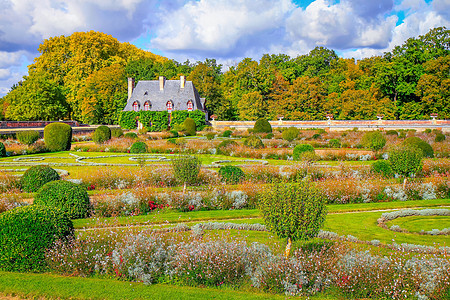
(371, 160), (393, 178)
(16, 130), (40, 145)
(243, 135), (264, 149)
(34, 180), (90, 219)
(435, 133), (446, 142)
(111, 127), (124, 138)
(124, 132), (138, 139)
(182, 117), (196, 136)
(282, 127), (299, 142)
(0, 205), (74, 272)
(253, 119), (272, 133)
(20, 165), (60, 192)
(259, 180), (327, 243)
(44, 122), (72, 152)
(328, 138), (341, 148)
(130, 141), (148, 153)
(171, 155), (201, 186)
(386, 130), (398, 136)
(218, 165), (245, 184)
(0, 142), (6, 157)
(311, 133), (321, 140)
(293, 144), (315, 161)
(216, 140), (238, 155)
(222, 130), (232, 137)
(361, 131), (386, 152)
(403, 137), (434, 158)
(170, 130), (179, 138)
(389, 145), (423, 178)
(424, 128), (432, 134)
(265, 133), (274, 139)
(205, 132), (215, 140)
(92, 125), (111, 144)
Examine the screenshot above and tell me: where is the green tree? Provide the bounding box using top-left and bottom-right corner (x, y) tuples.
(389, 144), (423, 188)
(361, 131), (386, 152)
(238, 91), (265, 120)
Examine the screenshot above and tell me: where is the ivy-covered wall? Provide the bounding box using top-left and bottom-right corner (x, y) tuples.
(119, 110), (205, 131)
(171, 110), (206, 130)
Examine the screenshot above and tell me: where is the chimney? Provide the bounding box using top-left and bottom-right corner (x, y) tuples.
(159, 76), (166, 91)
(180, 75), (185, 89)
(127, 78), (135, 99)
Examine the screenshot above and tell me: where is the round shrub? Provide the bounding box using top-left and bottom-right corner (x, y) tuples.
(171, 155), (201, 185)
(216, 140), (238, 155)
(20, 165), (60, 192)
(0, 142), (6, 157)
(44, 122), (72, 152)
(435, 133), (446, 142)
(311, 133), (321, 140)
(361, 131), (386, 152)
(403, 137), (434, 158)
(328, 138), (341, 148)
(205, 132), (215, 140)
(111, 127), (124, 138)
(253, 119), (272, 133)
(293, 144), (315, 161)
(130, 141), (148, 153)
(389, 145), (423, 178)
(371, 160), (393, 178)
(282, 127), (299, 142)
(183, 117), (196, 136)
(218, 165), (245, 184)
(34, 180), (90, 219)
(92, 125), (111, 144)
(265, 133), (274, 139)
(124, 132), (138, 139)
(243, 135), (264, 149)
(16, 130), (40, 145)
(0, 205), (74, 272)
(222, 130), (232, 137)
(386, 130), (398, 136)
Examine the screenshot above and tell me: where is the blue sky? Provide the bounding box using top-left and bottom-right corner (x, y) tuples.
(0, 0), (449, 97)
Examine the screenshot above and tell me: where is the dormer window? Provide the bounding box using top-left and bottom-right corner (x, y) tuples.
(144, 101), (151, 111)
(132, 101), (139, 112)
(166, 101), (173, 112)
(187, 100), (193, 112)
(144, 91), (148, 96)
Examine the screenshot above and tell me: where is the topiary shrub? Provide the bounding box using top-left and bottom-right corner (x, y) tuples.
(171, 155), (201, 186)
(243, 135), (264, 149)
(293, 144), (315, 161)
(34, 180), (90, 219)
(16, 130), (40, 145)
(386, 130), (398, 136)
(44, 122), (72, 152)
(389, 144), (423, 187)
(218, 165), (245, 184)
(253, 119), (272, 133)
(222, 130), (232, 137)
(92, 125), (111, 144)
(282, 127), (299, 142)
(130, 141), (148, 153)
(361, 131), (386, 152)
(328, 138), (341, 148)
(205, 132), (215, 140)
(124, 132), (138, 139)
(259, 180), (327, 256)
(111, 127), (124, 138)
(0, 205), (74, 272)
(265, 133), (274, 139)
(182, 117), (196, 136)
(0, 142), (6, 157)
(371, 160), (393, 178)
(216, 140), (238, 155)
(20, 165), (60, 192)
(435, 133), (446, 142)
(403, 137), (434, 158)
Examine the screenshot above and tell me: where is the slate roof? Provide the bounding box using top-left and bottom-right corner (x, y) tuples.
(123, 79), (205, 112)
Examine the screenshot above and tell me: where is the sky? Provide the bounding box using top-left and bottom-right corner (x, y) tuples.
(0, 0), (449, 97)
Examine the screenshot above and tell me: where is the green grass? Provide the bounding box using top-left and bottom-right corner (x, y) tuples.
(386, 216), (450, 233)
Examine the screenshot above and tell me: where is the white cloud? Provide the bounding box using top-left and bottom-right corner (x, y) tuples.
(0, 69), (10, 80)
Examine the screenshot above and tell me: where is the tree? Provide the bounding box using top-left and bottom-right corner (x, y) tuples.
(237, 91), (265, 120)
(389, 144), (423, 188)
(259, 180), (327, 257)
(360, 131), (386, 152)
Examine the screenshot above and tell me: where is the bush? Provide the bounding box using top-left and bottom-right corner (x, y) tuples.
(170, 130), (179, 138)
(265, 133), (274, 139)
(92, 125), (111, 144)
(253, 119), (272, 133)
(182, 117), (196, 136)
(0, 205), (74, 272)
(311, 133), (321, 140)
(44, 122), (72, 152)
(222, 130), (232, 137)
(34, 180), (90, 219)
(386, 130), (398, 136)
(0, 142), (6, 157)
(124, 132), (138, 139)
(403, 137), (434, 158)
(371, 160), (393, 178)
(424, 128), (432, 134)
(130, 141), (148, 153)
(389, 145), (423, 178)
(293, 144), (315, 161)
(217, 140), (238, 155)
(16, 130), (40, 145)
(111, 127), (124, 138)
(218, 165), (245, 184)
(361, 131), (386, 152)
(435, 133), (446, 142)
(171, 155), (201, 185)
(328, 138), (341, 148)
(243, 136), (264, 149)
(282, 127), (299, 142)
(205, 132), (215, 140)
(20, 165), (60, 192)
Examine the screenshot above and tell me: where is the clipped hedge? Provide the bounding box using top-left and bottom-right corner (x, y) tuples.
(0, 205), (74, 272)
(130, 141), (148, 153)
(172, 110), (206, 131)
(20, 165), (60, 192)
(16, 130), (40, 145)
(34, 180), (90, 219)
(293, 144), (315, 161)
(92, 125), (111, 144)
(139, 111), (169, 132)
(0, 142), (5, 157)
(44, 122), (72, 152)
(219, 165), (245, 184)
(183, 117), (196, 136)
(253, 119), (272, 133)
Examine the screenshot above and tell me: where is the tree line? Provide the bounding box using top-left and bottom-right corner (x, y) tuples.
(1, 27), (448, 124)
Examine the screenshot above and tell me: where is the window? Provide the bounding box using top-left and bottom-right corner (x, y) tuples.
(132, 101), (139, 112)
(166, 101), (173, 112)
(187, 100), (193, 111)
(144, 101), (151, 111)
